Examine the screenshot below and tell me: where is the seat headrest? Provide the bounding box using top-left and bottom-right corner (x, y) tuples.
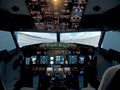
(98, 65), (120, 90)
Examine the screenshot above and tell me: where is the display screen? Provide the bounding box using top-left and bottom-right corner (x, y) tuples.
(64, 67), (71, 72)
(79, 55), (85, 64)
(31, 56), (37, 64)
(50, 56), (54, 61)
(55, 55), (65, 64)
(89, 55), (92, 60)
(68, 55), (78, 64)
(40, 56), (49, 64)
(25, 57), (31, 65)
(49, 56), (55, 65)
(46, 67), (53, 76)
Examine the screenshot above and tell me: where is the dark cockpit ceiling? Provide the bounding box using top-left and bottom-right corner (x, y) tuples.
(0, 0), (120, 32)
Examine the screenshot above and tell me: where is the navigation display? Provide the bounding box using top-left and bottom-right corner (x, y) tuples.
(55, 55), (65, 64)
(68, 55), (78, 64)
(40, 56), (49, 64)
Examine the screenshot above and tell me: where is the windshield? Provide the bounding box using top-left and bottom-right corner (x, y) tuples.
(15, 31), (101, 47)
(15, 32), (57, 47)
(60, 31), (101, 47)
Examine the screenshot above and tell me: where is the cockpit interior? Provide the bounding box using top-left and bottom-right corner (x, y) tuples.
(0, 0), (120, 90)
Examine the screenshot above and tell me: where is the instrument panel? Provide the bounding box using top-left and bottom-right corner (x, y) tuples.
(22, 42), (97, 89)
(22, 42), (95, 67)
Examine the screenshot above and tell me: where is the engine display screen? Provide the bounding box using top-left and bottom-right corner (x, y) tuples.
(55, 55), (65, 64)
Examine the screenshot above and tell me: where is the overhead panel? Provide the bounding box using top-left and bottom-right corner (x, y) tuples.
(25, 0), (88, 32)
